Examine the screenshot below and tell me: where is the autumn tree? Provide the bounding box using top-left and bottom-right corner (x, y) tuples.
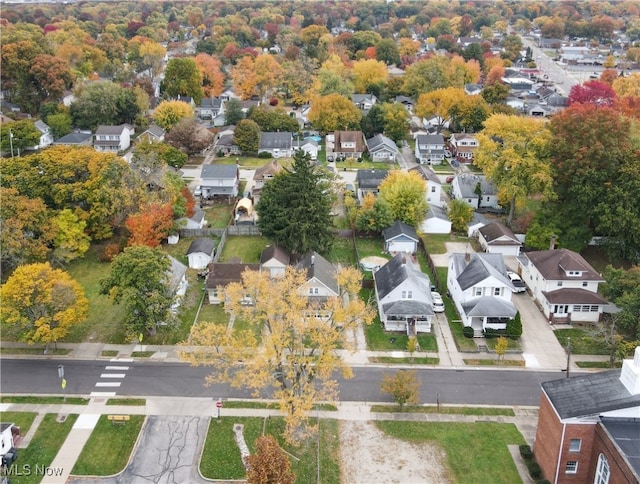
(231, 55), (259, 100)
(70, 81), (140, 130)
(153, 100), (195, 130)
(100, 245), (174, 337)
(125, 203), (175, 247)
(355, 195), (394, 233)
(375, 38), (401, 66)
(352, 58), (388, 94)
(567, 80), (616, 107)
(449, 95), (490, 133)
(448, 199), (474, 233)
(253, 53), (284, 100)
(308, 94), (362, 133)
(382, 103), (410, 144)
(415, 88), (465, 133)
(378, 170), (428, 227)
(139, 40), (167, 82)
(52, 209), (91, 264)
(165, 118), (213, 155)
(195, 53), (225, 97)
(233, 119), (261, 154)
(0, 120), (41, 155)
(475, 114), (553, 226)
(1, 263), (88, 349)
(603, 265), (640, 339)
(612, 73), (640, 98)
(402, 55), (479, 97)
(256, 150), (334, 256)
(162, 57), (204, 104)
(29, 54), (74, 109)
(182, 266), (375, 443)
(46, 112), (73, 140)
(249, 106), (299, 133)
(380, 370), (420, 408)
(246, 436), (295, 484)
(495, 337), (509, 362)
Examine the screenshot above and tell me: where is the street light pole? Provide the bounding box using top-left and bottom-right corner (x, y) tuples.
(9, 128), (14, 158)
(566, 337), (571, 379)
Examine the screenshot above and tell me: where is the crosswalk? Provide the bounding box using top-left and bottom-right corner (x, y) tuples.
(90, 359), (132, 397)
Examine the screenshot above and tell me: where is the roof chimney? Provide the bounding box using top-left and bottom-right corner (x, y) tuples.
(465, 252), (471, 262)
(311, 255), (315, 266)
(619, 346), (640, 395)
(401, 257), (406, 265)
(550, 234), (557, 250)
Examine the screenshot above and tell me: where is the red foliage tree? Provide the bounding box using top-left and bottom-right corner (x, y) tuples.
(125, 203), (174, 248)
(567, 80), (616, 107)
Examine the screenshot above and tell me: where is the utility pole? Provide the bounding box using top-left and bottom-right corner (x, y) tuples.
(566, 337), (571, 379)
(9, 128), (14, 158)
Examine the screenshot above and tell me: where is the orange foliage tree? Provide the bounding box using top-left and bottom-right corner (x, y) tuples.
(125, 203), (174, 247)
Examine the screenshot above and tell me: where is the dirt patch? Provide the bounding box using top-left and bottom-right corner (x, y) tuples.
(339, 420), (450, 484)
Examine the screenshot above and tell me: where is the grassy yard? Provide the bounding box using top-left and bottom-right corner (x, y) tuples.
(200, 416), (340, 484)
(197, 302), (231, 325)
(335, 159), (394, 170)
(464, 358), (526, 367)
(219, 235), (271, 263)
(375, 421), (525, 484)
(0, 396), (88, 405)
(0, 412), (38, 433)
(72, 415), (145, 476)
(554, 328), (610, 355)
(202, 203), (233, 229)
(18, 413), (79, 484)
(422, 234), (454, 255)
(213, 155), (293, 169)
(371, 405), (515, 416)
(355, 236), (385, 259)
(370, 356), (439, 364)
(106, 398), (146, 406)
(327, 237), (357, 266)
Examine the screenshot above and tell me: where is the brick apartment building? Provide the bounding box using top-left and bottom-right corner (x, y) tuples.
(534, 347), (640, 483)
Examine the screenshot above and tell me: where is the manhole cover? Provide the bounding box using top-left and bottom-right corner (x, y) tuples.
(56, 414), (68, 423)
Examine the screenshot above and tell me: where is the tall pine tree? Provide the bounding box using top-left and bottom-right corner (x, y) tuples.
(256, 150), (334, 256)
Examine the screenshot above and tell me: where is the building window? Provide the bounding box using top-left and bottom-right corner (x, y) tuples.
(475, 288), (482, 297)
(494, 287), (501, 296)
(431, 186), (436, 193)
(401, 291), (413, 299)
(557, 281), (563, 286)
(569, 439), (581, 452)
(582, 281), (588, 287)
(594, 454), (610, 484)
(565, 461), (578, 474)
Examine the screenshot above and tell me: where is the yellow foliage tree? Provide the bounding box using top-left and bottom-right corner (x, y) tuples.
(181, 266), (375, 444)
(308, 93), (362, 133)
(231, 55), (259, 100)
(415, 87), (465, 133)
(1, 262), (88, 349)
(254, 53), (284, 99)
(152, 100), (194, 130)
(612, 73), (640, 97)
(378, 170), (427, 228)
(352, 58), (388, 93)
(139, 40), (167, 82)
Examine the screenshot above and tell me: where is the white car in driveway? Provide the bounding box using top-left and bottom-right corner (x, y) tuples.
(507, 271), (527, 293)
(431, 291), (445, 312)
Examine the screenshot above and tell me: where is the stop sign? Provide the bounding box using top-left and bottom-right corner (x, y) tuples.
(216, 400), (223, 408)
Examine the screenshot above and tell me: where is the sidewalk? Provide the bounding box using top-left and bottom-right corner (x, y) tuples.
(2, 396), (540, 484)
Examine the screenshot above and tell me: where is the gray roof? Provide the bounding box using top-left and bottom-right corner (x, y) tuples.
(451, 253), (513, 291)
(186, 238), (216, 256)
(416, 134), (445, 145)
(542, 370), (640, 420)
(143, 124), (165, 138)
(34, 120), (49, 133)
(461, 297), (517, 318)
(600, 418), (640, 477)
(352, 94), (376, 103)
(296, 252), (339, 295)
(259, 132), (293, 150)
(478, 222), (521, 245)
(525, 249), (604, 282)
(383, 220), (419, 243)
(95, 125), (127, 135)
(374, 254), (432, 301)
(217, 133), (235, 146)
(54, 132), (93, 145)
(382, 300), (434, 316)
(201, 164), (238, 180)
(455, 175), (498, 198)
(200, 97), (223, 109)
(254, 160), (282, 180)
(426, 205), (450, 221)
(366, 134), (399, 154)
(355, 169), (389, 189)
(409, 165), (440, 184)
(167, 255), (188, 292)
(260, 245), (290, 265)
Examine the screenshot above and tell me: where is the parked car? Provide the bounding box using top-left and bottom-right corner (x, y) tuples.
(507, 271), (527, 293)
(344, 183), (356, 195)
(431, 291), (445, 312)
(194, 185), (202, 197)
(445, 175), (454, 183)
(327, 155), (334, 162)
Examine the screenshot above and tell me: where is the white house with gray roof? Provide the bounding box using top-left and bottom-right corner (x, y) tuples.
(186, 238), (216, 269)
(296, 252), (339, 300)
(31, 120), (53, 150)
(167, 255), (188, 312)
(366, 134), (398, 162)
(259, 132), (293, 158)
(383, 220), (419, 254)
(451, 174), (499, 210)
(94, 124), (130, 153)
(415, 134), (445, 165)
(420, 205), (451, 234)
(373, 254), (435, 334)
(447, 253), (517, 336)
(200, 164), (239, 199)
(355, 169), (389, 203)
(410, 165), (443, 207)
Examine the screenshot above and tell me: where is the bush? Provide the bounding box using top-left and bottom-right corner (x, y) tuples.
(483, 328), (507, 339)
(508, 312), (523, 339)
(258, 151), (273, 158)
(527, 461), (542, 479)
(98, 243), (121, 262)
(519, 444), (533, 459)
(462, 326), (475, 338)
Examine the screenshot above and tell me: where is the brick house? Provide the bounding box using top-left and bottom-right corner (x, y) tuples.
(534, 348), (640, 483)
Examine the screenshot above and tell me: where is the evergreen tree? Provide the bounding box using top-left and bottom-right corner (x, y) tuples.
(256, 150), (334, 255)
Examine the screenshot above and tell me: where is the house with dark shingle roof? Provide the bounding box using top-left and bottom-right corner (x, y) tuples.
(94, 124), (130, 153)
(259, 132), (293, 158)
(373, 254), (434, 334)
(534, 348), (640, 483)
(186, 238), (216, 269)
(137, 124), (165, 144)
(260, 245), (290, 278)
(451, 174), (499, 210)
(333, 130), (365, 159)
(415, 134), (445, 165)
(53, 131), (93, 147)
(205, 262), (261, 305)
(167, 255), (188, 311)
(355, 169), (389, 203)
(517, 248), (608, 324)
(383, 221), (419, 254)
(478, 222), (522, 256)
(447, 253), (517, 336)
(295, 252), (338, 300)
(252, 159), (283, 205)
(198, 97), (224, 122)
(352, 93), (377, 111)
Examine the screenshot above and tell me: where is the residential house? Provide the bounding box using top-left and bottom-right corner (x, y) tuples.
(260, 245), (290, 278)
(420, 205), (452, 234)
(528, 104), (555, 118)
(464, 84), (483, 96)
(137, 124), (165, 144)
(394, 95), (414, 113)
(186, 238), (216, 269)
(295, 252), (339, 301)
(421, 116), (449, 133)
(169, 95), (195, 108)
(410, 165), (443, 207)
(467, 212), (490, 238)
(0, 422), (17, 465)
(517, 248), (608, 324)
(447, 253), (517, 336)
(449, 133), (479, 162)
(352, 93), (377, 111)
(451, 175), (499, 210)
(167, 255), (188, 311)
(366, 134), (399, 162)
(178, 207), (206, 230)
(534, 349), (640, 483)
(294, 138), (319, 161)
(333, 130), (366, 159)
(214, 126), (239, 156)
(373, 254), (435, 334)
(30, 120), (53, 150)
(355, 169), (389, 203)
(477, 222), (522, 256)
(53, 131), (93, 147)
(200, 164), (239, 200)
(220, 89), (240, 102)
(259, 132), (293, 158)
(252, 159), (282, 205)
(94, 124), (131, 153)
(205, 262), (261, 305)
(383, 220), (419, 254)
(198, 97), (225, 125)
(415, 134), (446, 165)
(457, 36), (483, 47)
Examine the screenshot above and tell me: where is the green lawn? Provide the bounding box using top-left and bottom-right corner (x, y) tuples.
(200, 416), (340, 484)
(18, 413), (79, 484)
(72, 415), (145, 476)
(214, 155), (293, 169)
(0, 412), (38, 434)
(106, 398), (146, 406)
(355, 236), (385, 259)
(326, 237), (357, 266)
(370, 356), (439, 364)
(203, 203), (233, 229)
(335, 159), (394, 170)
(371, 405), (515, 416)
(0, 396), (88, 405)
(464, 358), (525, 367)
(219, 235), (271, 263)
(375, 421), (525, 484)
(421, 234), (453, 255)
(554, 328), (610, 355)
(197, 303), (231, 325)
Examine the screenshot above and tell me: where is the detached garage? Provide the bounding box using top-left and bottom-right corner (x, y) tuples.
(478, 222), (522, 256)
(186, 238), (216, 269)
(383, 220), (419, 254)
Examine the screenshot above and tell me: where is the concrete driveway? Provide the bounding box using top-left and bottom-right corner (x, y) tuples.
(70, 416), (209, 484)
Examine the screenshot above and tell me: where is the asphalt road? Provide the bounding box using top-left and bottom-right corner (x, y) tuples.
(0, 358), (573, 407)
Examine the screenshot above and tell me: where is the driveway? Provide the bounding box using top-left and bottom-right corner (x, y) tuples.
(70, 416), (209, 484)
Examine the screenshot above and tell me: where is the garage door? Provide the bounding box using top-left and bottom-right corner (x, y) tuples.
(388, 241), (415, 253)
